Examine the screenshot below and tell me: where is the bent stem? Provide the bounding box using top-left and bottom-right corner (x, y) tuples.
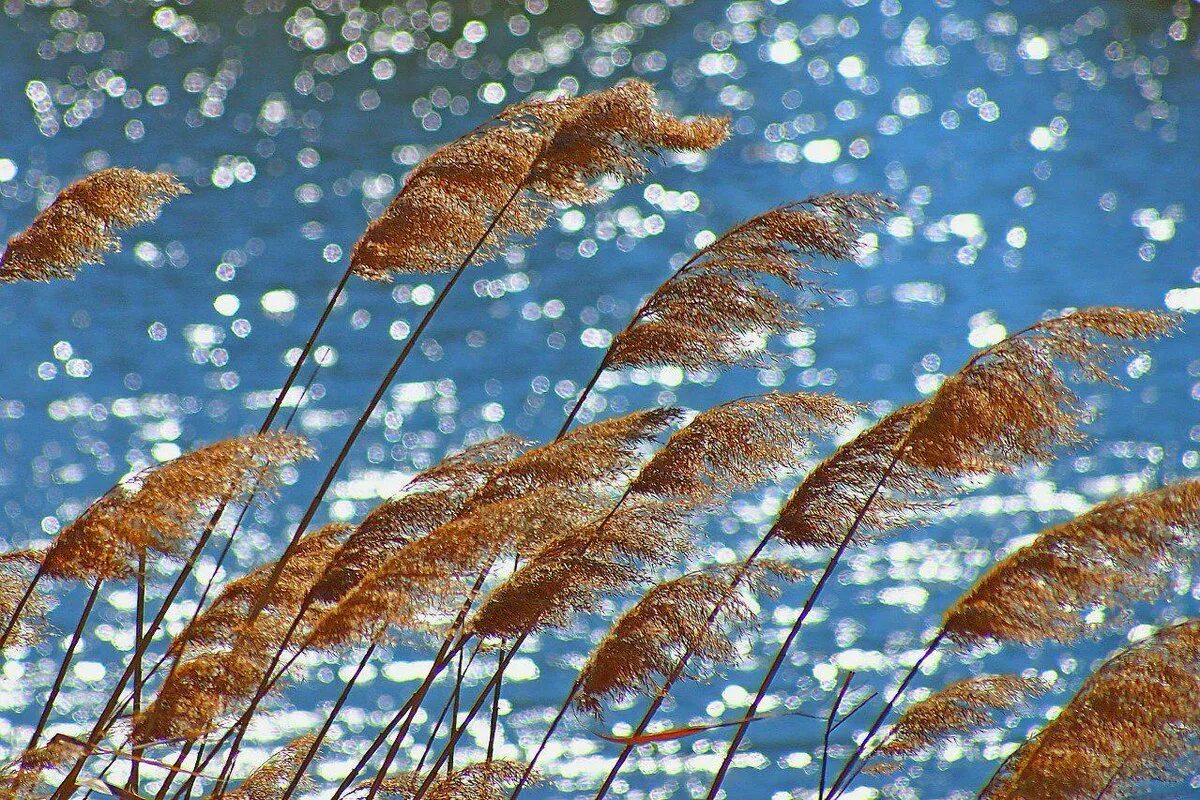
(508, 680), (581, 800)
(128, 557), (147, 793)
(26, 580), (102, 755)
(826, 630), (946, 800)
(819, 672), (855, 800)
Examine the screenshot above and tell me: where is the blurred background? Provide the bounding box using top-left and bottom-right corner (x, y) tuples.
(0, 0), (1198, 798)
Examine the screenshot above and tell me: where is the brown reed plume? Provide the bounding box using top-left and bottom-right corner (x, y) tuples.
(309, 437), (525, 603)
(363, 760), (534, 800)
(132, 615), (293, 745)
(575, 561), (802, 716)
(1, 734), (81, 800)
(468, 392), (855, 643)
(904, 307), (1178, 476)
(223, 735), (319, 800)
(0, 167), (187, 283)
(134, 523), (349, 747)
(865, 674), (1045, 773)
(169, 523), (351, 658)
(0, 552), (46, 649)
(981, 620), (1200, 800)
(944, 480), (1200, 646)
(604, 194), (891, 373)
(773, 404), (941, 549)
(350, 80), (727, 281)
(41, 432), (313, 583)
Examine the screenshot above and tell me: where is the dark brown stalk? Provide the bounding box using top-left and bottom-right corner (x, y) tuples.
(819, 672), (855, 800)
(507, 680), (581, 800)
(25, 580), (102, 756)
(825, 631), (946, 800)
(128, 557), (146, 794)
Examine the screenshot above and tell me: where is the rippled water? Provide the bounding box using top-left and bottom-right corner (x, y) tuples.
(1, 1), (1199, 798)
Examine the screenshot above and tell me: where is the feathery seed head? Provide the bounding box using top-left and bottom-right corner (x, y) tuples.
(0, 167), (187, 283)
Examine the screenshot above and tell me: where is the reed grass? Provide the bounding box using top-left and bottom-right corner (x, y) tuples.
(2, 79), (1197, 800)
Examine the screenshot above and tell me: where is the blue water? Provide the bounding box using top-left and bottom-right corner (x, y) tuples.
(1, 1), (1198, 798)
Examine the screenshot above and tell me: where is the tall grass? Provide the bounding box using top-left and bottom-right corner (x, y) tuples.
(1, 80), (1198, 800)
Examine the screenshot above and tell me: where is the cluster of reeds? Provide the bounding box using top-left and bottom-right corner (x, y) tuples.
(1, 78), (1198, 800)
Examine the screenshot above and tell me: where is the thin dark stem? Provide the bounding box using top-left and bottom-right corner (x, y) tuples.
(819, 672), (855, 800)
(413, 646), (523, 799)
(26, 580), (102, 754)
(826, 630), (946, 800)
(325, 636), (468, 800)
(487, 649), (503, 761)
(0, 562), (46, 652)
(128, 557), (147, 793)
(275, 643), (378, 800)
(556, 353), (611, 439)
(152, 742), (194, 800)
(508, 680), (580, 800)
(449, 647), (464, 773)
(261, 267), (351, 432)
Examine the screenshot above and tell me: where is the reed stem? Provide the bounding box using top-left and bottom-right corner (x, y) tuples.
(825, 630), (945, 800)
(818, 672), (854, 800)
(128, 557), (147, 793)
(26, 580), (101, 755)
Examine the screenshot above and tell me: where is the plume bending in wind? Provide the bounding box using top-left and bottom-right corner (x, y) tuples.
(39, 432), (313, 583)
(944, 481), (1200, 646)
(982, 620), (1200, 800)
(350, 80), (728, 281)
(0, 167), (187, 283)
(575, 561), (801, 716)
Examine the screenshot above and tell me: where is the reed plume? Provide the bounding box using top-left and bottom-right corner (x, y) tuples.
(136, 525), (342, 744)
(169, 523), (350, 657)
(866, 674), (1044, 772)
(468, 393), (854, 642)
(222, 735), (319, 800)
(773, 405), (940, 549)
(364, 760), (534, 800)
(306, 410), (678, 651)
(132, 616), (288, 744)
(40, 432), (313, 583)
(575, 561), (801, 716)
(629, 393), (858, 502)
(309, 436), (525, 603)
(604, 194), (891, 373)
(944, 481), (1200, 646)
(904, 308), (1177, 476)
(0, 552), (46, 649)
(0, 167), (187, 283)
(982, 620), (1200, 800)
(350, 80), (728, 281)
